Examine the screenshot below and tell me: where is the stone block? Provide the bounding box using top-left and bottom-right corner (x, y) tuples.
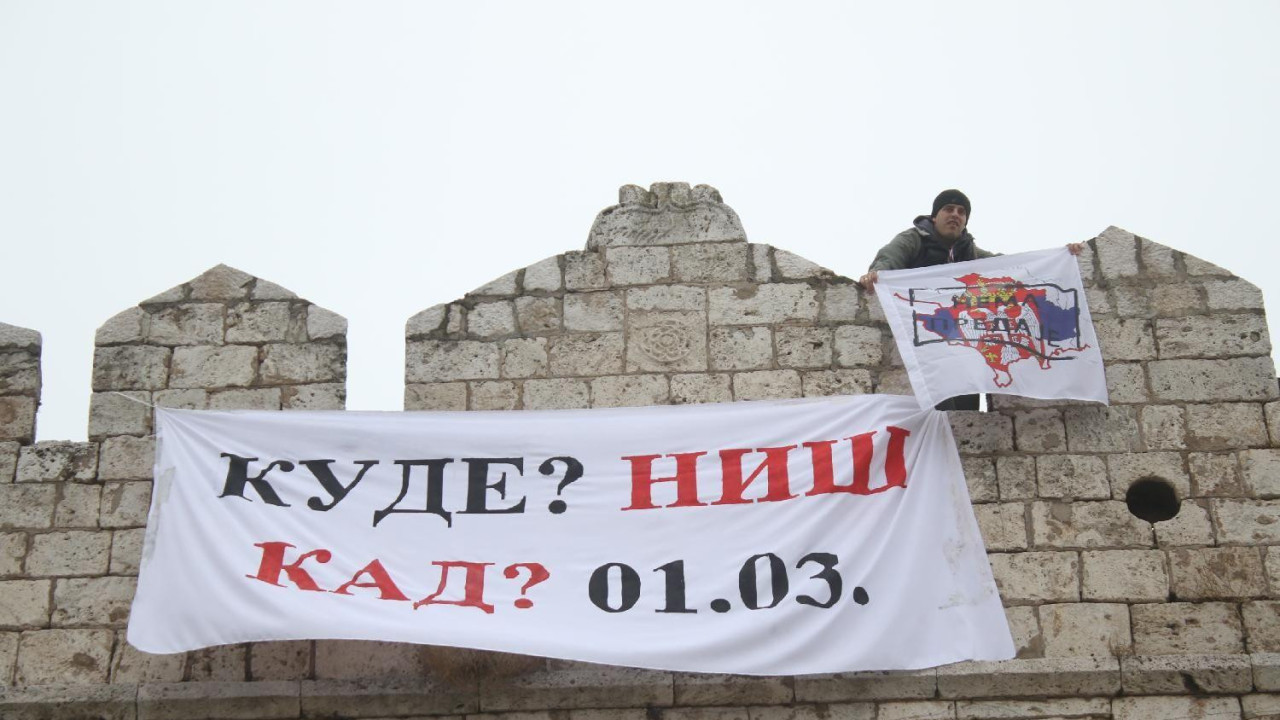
(792, 669), (936, 702)
(1111, 286), (1151, 318)
(1246, 602), (1280, 652)
(751, 244), (772, 282)
(974, 503), (1027, 551)
(27, 531), (110, 576)
(935, 657), (1120, 698)
(1215, 499), (1280, 544)
(0, 441), (17, 483)
(1106, 452), (1190, 500)
(250, 640), (312, 680)
(1149, 357), (1279, 402)
(671, 375), (733, 405)
(1206, 278), (1265, 310)
(800, 370), (872, 397)
(996, 456), (1037, 501)
(1257, 653), (1280, 692)
(187, 643), (248, 681)
(1013, 408), (1067, 452)
(1107, 362), (1149, 403)
(833, 326), (883, 367)
(147, 303), (226, 345)
(209, 387), (281, 410)
(472, 268), (519, 296)
(406, 304), (447, 339)
(732, 370), (801, 401)
(591, 375), (669, 408)
(96, 306), (148, 345)
(1132, 602), (1244, 655)
(1004, 606), (1041, 659)
(672, 244), (749, 282)
(259, 343), (343, 384)
(137, 681), (301, 720)
(516, 296), (562, 334)
(110, 528), (145, 575)
(15, 442), (97, 483)
(479, 666), (674, 710)
(1031, 501), (1153, 549)
(748, 705), (867, 720)
(52, 576), (135, 627)
(186, 265), (253, 300)
(1155, 499), (1214, 547)
(88, 391), (152, 439)
(711, 327), (773, 371)
(100, 481), (152, 528)
(627, 285), (707, 312)
(1167, 547), (1267, 600)
(1192, 452), (1245, 497)
(496, 338), (548, 380)
(468, 301), (518, 339)
(1082, 549), (1169, 601)
(672, 673), (792, 706)
(98, 436), (155, 481)
(1095, 317), (1156, 360)
(1139, 238), (1177, 277)
(606, 246), (671, 285)
(821, 284), (862, 322)
(1140, 404), (1186, 450)
(170, 345), (258, 388)
(955, 697), (1110, 719)
(709, 284), (819, 325)
(875, 701), (952, 720)
(0, 484), (56, 529)
(0, 580), (51, 627)
(406, 340), (501, 382)
(470, 381), (518, 411)
(0, 532), (25, 576)
(1039, 602), (1132, 658)
(92, 346), (170, 390)
(875, 369), (911, 395)
(961, 457), (998, 503)
(404, 382), (467, 411)
(1112, 696), (1241, 720)
(948, 412), (1014, 454)
(1157, 314), (1271, 359)
(773, 249), (828, 280)
(153, 388), (207, 409)
(988, 551), (1078, 604)
(549, 333), (624, 377)
(1182, 254), (1233, 277)
(1243, 692), (1280, 719)
(1152, 282), (1207, 316)
(306, 306), (346, 341)
(523, 255), (563, 293)
(523, 379), (590, 410)
(1243, 449), (1280, 498)
(1063, 406), (1140, 452)
(1121, 654), (1253, 695)
(281, 382), (344, 410)
(564, 292), (624, 333)
(1036, 455), (1109, 499)
(627, 311), (708, 373)
(565, 251), (608, 291)
(0, 349), (39, 396)
(300, 677), (477, 718)
(54, 483), (101, 528)
(775, 327), (832, 369)
(0, 683), (137, 720)
(15, 628), (114, 684)
(1094, 227), (1139, 279)
(251, 279), (297, 301)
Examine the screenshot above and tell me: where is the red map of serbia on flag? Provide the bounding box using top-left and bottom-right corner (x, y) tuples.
(901, 272), (1089, 387)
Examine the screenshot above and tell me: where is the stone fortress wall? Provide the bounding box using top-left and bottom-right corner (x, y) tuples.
(2, 182), (1279, 719)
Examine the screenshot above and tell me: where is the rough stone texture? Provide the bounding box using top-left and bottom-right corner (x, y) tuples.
(1039, 603), (1132, 658)
(1132, 602), (1245, 655)
(1120, 654), (1253, 695)
(1082, 549), (1169, 601)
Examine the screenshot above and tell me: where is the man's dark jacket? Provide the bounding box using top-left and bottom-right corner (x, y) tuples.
(868, 216), (996, 272)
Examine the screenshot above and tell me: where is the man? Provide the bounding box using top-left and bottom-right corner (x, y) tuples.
(860, 189), (1082, 410)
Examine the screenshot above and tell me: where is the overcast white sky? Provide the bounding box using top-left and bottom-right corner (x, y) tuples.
(2, 1), (1278, 441)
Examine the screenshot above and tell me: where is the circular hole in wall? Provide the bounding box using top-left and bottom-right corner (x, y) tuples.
(1125, 477), (1180, 523)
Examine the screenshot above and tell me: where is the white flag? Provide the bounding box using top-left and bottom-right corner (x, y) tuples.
(875, 248), (1108, 409)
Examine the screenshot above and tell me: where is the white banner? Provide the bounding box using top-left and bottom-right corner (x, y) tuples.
(875, 248), (1109, 409)
(127, 395), (1013, 675)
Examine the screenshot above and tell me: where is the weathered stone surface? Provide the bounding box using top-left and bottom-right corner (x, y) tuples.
(1081, 549), (1168, 602)
(1094, 227), (1139, 278)
(147, 303), (225, 345)
(774, 327), (832, 369)
(480, 666), (674, 710)
(606, 247), (671, 286)
(15, 628), (114, 684)
(549, 334), (624, 377)
(469, 381), (518, 410)
(1140, 404), (1186, 449)
(833, 326), (883, 367)
(1036, 455), (1109, 499)
(52, 576), (135, 626)
(301, 677), (476, 718)
(1013, 409), (1066, 452)
(974, 503), (1028, 551)
(1243, 449), (1280, 498)
(1243, 692), (1280, 719)
(516, 296), (562, 334)
(404, 382), (467, 411)
(672, 674), (792, 706)
(97, 436), (154, 481)
(671, 374), (733, 405)
(305, 306), (345, 341)
(472, 269), (520, 296)
(92, 346), (170, 390)
(170, 345), (258, 388)
(954, 697), (1110, 719)
(499, 338), (549, 379)
(565, 292), (624, 332)
(591, 375), (669, 408)
(1245, 601), (1280, 652)
(407, 340), (501, 382)
(997, 456), (1037, 501)
(1192, 452), (1245, 497)
(249, 640), (311, 681)
(152, 388), (206, 409)
(875, 700), (952, 720)
(949, 412), (1014, 454)
(524, 255), (563, 293)
(732, 370), (801, 401)
(109, 528), (145, 575)
(1039, 602), (1132, 658)
(185, 264), (254, 301)
(1120, 654), (1253, 695)
(1149, 357), (1279, 402)
(1214, 499), (1280, 544)
(15, 442), (97, 483)
(1064, 406), (1141, 452)
(26, 530), (111, 576)
(989, 551), (1079, 604)
(1156, 314), (1271, 359)
(0, 532), (25, 576)
(1112, 696), (1241, 720)
(1095, 317), (1156, 360)
(1107, 451), (1190, 500)
(1153, 282), (1207, 317)
(1107, 362), (1150, 404)
(1168, 547), (1266, 600)
(88, 391), (151, 439)
(1031, 501), (1153, 549)
(1132, 602), (1244, 655)
(0, 683), (137, 720)
(467, 301), (518, 339)
(935, 657), (1120, 698)
(1255, 653), (1280, 692)
(282, 383), (344, 410)
(1187, 403), (1270, 450)
(627, 311), (708, 372)
(627, 285), (706, 312)
(406, 304), (447, 338)
(588, 183), (743, 248)
(259, 343), (343, 384)
(209, 387), (280, 410)
(711, 327), (773, 371)
(138, 681), (301, 720)
(523, 379), (590, 410)
(1004, 606), (1041, 659)
(99, 482), (151, 528)
(709, 285), (818, 325)
(773, 249), (829, 280)
(801, 369), (872, 397)
(565, 251), (608, 291)
(672, 244), (750, 283)
(1155, 499), (1214, 547)
(95, 307), (148, 345)
(0, 441), (17, 483)
(962, 456), (998, 503)
(186, 643), (247, 681)
(821, 285), (862, 322)
(0, 580), (52, 626)
(0, 484), (56, 529)
(793, 669), (936, 702)
(1206, 278), (1265, 310)
(55, 483), (101, 528)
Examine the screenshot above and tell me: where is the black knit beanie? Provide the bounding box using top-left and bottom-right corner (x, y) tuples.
(932, 189), (971, 219)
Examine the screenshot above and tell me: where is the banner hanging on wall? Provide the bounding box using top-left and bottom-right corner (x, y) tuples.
(874, 248), (1109, 409)
(127, 395), (1013, 675)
